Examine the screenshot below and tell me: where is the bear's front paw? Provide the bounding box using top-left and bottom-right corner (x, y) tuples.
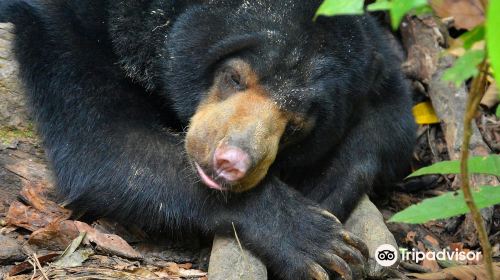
(271, 207), (369, 280)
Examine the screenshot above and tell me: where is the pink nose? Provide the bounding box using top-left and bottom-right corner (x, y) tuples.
(213, 145), (251, 182)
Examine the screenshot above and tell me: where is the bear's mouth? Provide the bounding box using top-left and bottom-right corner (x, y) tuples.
(194, 162), (229, 191)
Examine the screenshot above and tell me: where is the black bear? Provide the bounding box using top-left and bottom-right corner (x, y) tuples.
(1, 0), (416, 279)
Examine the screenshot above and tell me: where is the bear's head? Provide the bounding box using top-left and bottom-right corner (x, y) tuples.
(162, 2), (374, 192)
(184, 58), (314, 192)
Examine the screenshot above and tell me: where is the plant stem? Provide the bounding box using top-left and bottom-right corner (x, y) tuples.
(460, 59), (494, 280)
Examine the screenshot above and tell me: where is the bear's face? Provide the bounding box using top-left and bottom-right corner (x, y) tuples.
(164, 3), (361, 191)
(185, 59), (314, 192)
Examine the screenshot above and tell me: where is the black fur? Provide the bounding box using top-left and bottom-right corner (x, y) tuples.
(1, 0), (416, 279)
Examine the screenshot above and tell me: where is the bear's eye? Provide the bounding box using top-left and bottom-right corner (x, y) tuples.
(223, 69), (245, 91)
(230, 72), (241, 86)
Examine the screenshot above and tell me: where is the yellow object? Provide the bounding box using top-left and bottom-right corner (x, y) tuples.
(412, 102), (440, 125)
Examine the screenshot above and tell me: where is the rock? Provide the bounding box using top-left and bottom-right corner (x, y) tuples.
(208, 235), (267, 280)
(345, 195), (399, 279)
(0, 23), (30, 129)
(0, 235), (25, 264)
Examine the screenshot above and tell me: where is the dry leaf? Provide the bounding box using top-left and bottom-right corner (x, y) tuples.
(74, 221), (142, 260)
(179, 268), (207, 278)
(408, 262), (500, 279)
(164, 262), (180, 275)
(481, 82), (499, 109)
(92, 218), (147, 243)
(178, 263), (193, 269)
(6, 201), (57, 231)
(28, 220), (80, 250)
(5, 184), (71, 232)
(129, 267), (158, 278)
(19, 183), (66, 214)
(430, 0), (485, 30)
(52, 248), (94, 268)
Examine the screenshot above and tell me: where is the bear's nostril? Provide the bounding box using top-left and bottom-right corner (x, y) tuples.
(213, 145), (251, 182)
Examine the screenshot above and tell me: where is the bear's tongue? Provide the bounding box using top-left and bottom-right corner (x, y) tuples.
(195, 163), (225, 191)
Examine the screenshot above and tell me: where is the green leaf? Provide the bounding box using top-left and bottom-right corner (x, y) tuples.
(389, 186), (500, 224)
(497, 104), (500, 118)
(413, 4), (433, 16)
(367, 0), (392, 11)
(443, 49), (485, 87)
(488, 0), (500, 81)
(460, 25), (485, 49)
(315, 0), (364, 19)
(408, 155), (500, 177)
(389, 0), (429, 29)
(368, 0), (429, 29)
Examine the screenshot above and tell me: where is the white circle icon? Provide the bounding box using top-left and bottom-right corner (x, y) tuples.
(374, 244), (398, 267)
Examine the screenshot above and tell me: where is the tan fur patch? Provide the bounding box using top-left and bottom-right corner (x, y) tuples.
(185, 61), (288, 192)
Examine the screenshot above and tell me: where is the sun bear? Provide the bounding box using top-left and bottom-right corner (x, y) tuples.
(1, 0), (416, 279)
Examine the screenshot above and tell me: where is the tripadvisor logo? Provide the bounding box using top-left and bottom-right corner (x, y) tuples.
(400, 248), (482, 263)
(374, 244), (398, 267)
(374, 244), (483, 267)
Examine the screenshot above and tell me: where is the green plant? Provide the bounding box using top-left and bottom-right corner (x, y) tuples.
(391, 155), (500, 223)
(316, 0), (429, 29)
(316, 1), (499, 279)
(389, 185), (499, 223)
